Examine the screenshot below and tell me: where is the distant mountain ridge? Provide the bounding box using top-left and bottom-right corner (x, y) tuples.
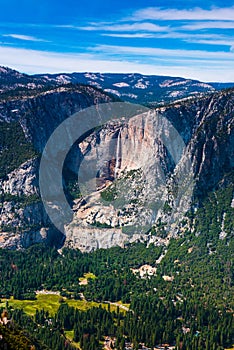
(34, 71), (234, 106)
(0, 66), (49, 93)
(1, 66), (234, 106)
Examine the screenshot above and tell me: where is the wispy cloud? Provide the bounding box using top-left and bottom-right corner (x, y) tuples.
(75, 22), (169, 32)
(131, 6), (234, 21)
(0, 45), (171, 74)
(101, 33), (155, 38)
(101, 32), (231, 45)
(1, 45), (234, 82)
(2, 34), (48, 42)
(186, 39), (234, 47)
(92, 44), (234, 61)
(182, 21), (234, 30)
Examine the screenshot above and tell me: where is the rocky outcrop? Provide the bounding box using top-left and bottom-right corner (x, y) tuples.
(0, 158), (39, 196)
(0, 85), (114, 152)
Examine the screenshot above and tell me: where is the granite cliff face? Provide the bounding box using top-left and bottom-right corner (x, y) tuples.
(64, 90), (234, 251)
(0, 67), (233, 250)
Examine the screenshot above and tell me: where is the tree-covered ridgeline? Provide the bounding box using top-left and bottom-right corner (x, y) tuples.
(0, 121), (37, 179)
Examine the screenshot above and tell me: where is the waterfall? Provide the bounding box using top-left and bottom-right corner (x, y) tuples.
(114, 131), (121, 178)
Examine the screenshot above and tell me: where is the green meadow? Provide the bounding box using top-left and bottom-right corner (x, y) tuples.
(0, 293), (128, 317)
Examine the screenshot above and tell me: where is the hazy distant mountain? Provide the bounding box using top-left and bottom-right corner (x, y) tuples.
(35, 71), (234, 106)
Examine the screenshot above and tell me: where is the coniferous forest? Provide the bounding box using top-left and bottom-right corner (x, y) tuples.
(0, 186), (233, 349)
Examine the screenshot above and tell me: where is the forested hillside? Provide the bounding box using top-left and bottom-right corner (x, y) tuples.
(0, 186), (233, 349)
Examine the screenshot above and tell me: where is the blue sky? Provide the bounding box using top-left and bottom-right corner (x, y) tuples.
(0, 0), (234, 81)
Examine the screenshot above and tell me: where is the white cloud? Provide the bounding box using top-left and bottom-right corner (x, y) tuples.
(102, 32), (231, 44)
(0, 45), (163, 74)
(0, 45), (234, 82)
(182, 21), (234, 30)
(93, 44), (234, 61)
(77, 22), (169, 32)
(131, 6), (234, 21)
(2, 34), (48, 42)
(102, 33), (155, 38)
(186, 39), (234, 47)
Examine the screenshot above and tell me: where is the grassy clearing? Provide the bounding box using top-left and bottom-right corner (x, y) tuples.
(66, 299), (124, 314)
(67, 299), (104, 311)
(65, 330), (81, 349)
(83, 272), (96, 279)
(0, 293), (126, 316)
(79, 272), (96, 284)
(0, 294), (61, 316)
